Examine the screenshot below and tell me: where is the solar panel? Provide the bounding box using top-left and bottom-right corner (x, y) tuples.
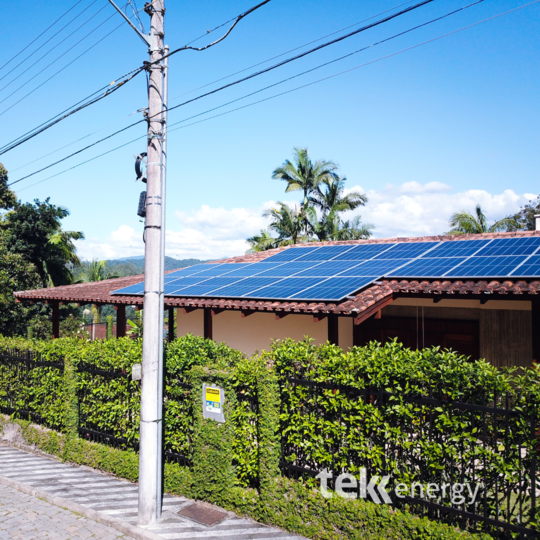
(288, 277), (377, 300)
(208, 277), (283, 297)
(510, 255), (540, 277)
(187, 263), (251, 277)
(247, 278), (325, 299)
(293, 260), (365, 277)
(422, 240), (491, 258)
(387, 257), (465, 278)
(474, 237), (540, 257)
(167, 277), (243, 295)
(255, 261), (323, 277)
(294, 245), (358, 261)
(444, 256), (528, 278)
(165, 264), (224, 277)
(337, 259), (412, 276)
(220, 262), (287, 277)
(262, 247), (320, 262)
(111, 236), (540, 302)
(333, 244), (395, 260)
(113, 282), (145, 295)
(374, 242), (439, 259)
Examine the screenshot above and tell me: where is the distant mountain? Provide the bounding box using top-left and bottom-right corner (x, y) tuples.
(104, 256), (208, 276)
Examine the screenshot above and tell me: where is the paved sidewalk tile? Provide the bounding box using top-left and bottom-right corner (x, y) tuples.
(0, 445), (304, 540)
(0, 483), (134, 539)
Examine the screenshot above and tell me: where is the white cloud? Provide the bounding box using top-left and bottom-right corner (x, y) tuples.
(348, 184), (535, 238)
(74, 185), (535, 261)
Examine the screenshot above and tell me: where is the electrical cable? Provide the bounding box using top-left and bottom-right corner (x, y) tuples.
(0, 0), (108, 94)
(0, 4), (125, 109)
(12, 0), (538, 194)
(149, 0), (437, 121)
(164, 0), (484, 132)
(0, 0), (86, 74)
(6, 0), (424, 167)
(168, 0), (418, 102)
(0, 0), (431, 156)
(0, 7), (135, 119)
(0, 67), (144, 156)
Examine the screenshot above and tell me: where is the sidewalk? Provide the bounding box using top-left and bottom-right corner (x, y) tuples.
(0, 444), (303, 540)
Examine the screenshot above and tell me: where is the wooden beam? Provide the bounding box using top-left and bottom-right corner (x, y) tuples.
(480, 297), (489, 305)
(168, 306), (175, 342)
(532, 298), (540, 365)
(354, 296), (394, 326)
(313, 314), (327, 323)
(182, 307), (197, 314)
(374, 310), (382, 319)
(116, 304), (127, 338)
(204, 308), (213, 340)
(241, 310), (256, 318)
(433, 297), (443, 304)
(52, 301), (60, 339)
(275, 312), (290, 320)
(328, 314), (339, 346)
(211, 308), (225, 317)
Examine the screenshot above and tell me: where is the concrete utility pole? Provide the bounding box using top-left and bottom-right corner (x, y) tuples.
(107, 0), (168, 525)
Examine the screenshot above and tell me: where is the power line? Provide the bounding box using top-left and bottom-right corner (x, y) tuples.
(0, 7), (134, 119)
(6, 0), (463, 184)
(13, 0), (538, 194)
(0, 0), (107, 95)
(0, 67), (144, 156)
(153, 0), (437, 120)
(0, 0), (86, 74)
(165, 0), (485, 132)
(7, 0), (422, 169)
(5, 0), (436, 174)
(168, 0), (418, 102)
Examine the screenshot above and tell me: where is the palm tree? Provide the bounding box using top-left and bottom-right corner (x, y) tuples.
(448, 205), (518, 235)
(78, 260), (119, 283)
(332, 216), (373, 240)
(272, 147), (338, 214)
(247, 229), (280, 253)
(43, 229), (85, 287)
(263, 203), (306, 246)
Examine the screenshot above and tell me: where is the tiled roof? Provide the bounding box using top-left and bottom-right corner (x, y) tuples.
(14, 231), (540, 317)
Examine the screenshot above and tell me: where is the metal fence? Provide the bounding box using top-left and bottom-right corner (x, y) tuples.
(279, 377), (539, 538)
(0, 349), (64, 430)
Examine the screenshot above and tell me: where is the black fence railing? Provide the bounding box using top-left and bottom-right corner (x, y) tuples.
(279, 377), (539, 539)
(0, 350), (64, 430)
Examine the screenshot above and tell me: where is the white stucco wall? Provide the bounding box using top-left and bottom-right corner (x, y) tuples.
(176, 309), (354, 356)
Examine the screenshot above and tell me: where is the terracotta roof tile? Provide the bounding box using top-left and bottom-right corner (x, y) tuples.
(14, 231), (540, 315)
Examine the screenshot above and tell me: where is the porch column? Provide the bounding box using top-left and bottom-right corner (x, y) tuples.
(168, 306), (175, 342)
(532, 298), (540, 364)
(116, 304), (127, 338)
(328, 314), (339, 346)
(52, 301), (60, 339)
(203, 308), (213, 340)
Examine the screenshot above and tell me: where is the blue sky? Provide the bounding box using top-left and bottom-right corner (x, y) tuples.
(2, 0), (539, 260)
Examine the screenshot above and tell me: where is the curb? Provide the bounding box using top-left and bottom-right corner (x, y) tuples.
(0, 474), (163, 540)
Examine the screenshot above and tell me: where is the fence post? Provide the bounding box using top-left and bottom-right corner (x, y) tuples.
(63, 353), (79, 461)
(257, 368), (281, 507)
(189, 366), (236, 506)
(106, 316), (113, 340)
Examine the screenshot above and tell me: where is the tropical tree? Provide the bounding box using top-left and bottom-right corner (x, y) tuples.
(448, 204), (519, 235)
(263, 203), (307, 246)
(506, 195), (539, 231)
(247, 229), (280, 253)
(77, 260), (119, 283)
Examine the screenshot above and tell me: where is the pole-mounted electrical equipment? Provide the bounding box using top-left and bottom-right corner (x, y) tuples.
(135, 152), (148, 218)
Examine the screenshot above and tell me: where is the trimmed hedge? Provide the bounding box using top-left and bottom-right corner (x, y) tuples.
(1, 334), (539, 539)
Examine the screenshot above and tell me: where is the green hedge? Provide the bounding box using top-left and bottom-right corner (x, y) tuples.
(1, 334), (539, 539)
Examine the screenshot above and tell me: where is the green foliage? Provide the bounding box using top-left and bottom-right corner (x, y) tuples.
(506, 193), (540, 231)
(2, 334), (539, 539)
(248, 147), (371, 251)
(447, 204), (519, 235)
(106, 316), (113, 340)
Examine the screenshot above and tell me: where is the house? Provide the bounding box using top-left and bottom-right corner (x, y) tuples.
(14, 231), (540, 368)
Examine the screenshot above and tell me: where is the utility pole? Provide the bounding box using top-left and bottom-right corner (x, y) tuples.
(107, 0), (168, 525)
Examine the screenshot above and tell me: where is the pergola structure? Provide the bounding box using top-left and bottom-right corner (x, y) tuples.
(13, 231), (540, 366)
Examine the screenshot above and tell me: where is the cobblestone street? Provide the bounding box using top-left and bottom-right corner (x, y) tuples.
(0, 484), (134, 540)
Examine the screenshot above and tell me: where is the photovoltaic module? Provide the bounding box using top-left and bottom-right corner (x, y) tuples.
(112, 237), (540, 302)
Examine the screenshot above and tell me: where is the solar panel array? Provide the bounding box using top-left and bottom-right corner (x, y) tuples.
(112, 237), (540, 302)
